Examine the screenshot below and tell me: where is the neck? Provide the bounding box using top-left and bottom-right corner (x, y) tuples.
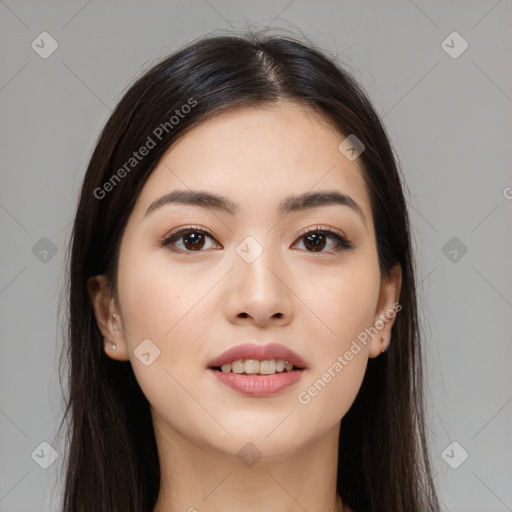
(151, 409), (345, 512)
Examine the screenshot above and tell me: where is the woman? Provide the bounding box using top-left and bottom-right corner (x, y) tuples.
(58, 30), (441, 512)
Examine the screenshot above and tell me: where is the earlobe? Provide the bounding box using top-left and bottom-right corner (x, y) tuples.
(103, 313), (130, 361)
(87, 275), (130, 361)
(369, 263), (402, 358)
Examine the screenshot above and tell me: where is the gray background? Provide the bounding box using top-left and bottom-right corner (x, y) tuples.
(1, 1), (511, 511)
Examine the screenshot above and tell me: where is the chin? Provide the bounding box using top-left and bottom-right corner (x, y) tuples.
(206, 417), (313, 457)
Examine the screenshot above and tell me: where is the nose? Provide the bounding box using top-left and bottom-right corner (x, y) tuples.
(224, 244), (294, 327)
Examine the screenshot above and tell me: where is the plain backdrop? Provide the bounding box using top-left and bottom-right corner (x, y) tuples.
(1, 1), (511, 511)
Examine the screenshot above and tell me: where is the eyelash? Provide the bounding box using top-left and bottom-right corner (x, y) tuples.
(160, 224), (354, 254)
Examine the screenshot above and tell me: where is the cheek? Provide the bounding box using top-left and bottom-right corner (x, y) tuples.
(304, 253), (381, 354)
(116, 249), (216, 433)
(292, 357), (367, 448)
(294, 254), (380, 422)
(115, 245), (218, 413)
(117, 245), (213, 347)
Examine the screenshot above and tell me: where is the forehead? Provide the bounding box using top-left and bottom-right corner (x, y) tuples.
(132, 101), (372, 224)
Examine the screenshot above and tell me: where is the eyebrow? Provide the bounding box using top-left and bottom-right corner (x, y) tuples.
(144, 189), (367, 227)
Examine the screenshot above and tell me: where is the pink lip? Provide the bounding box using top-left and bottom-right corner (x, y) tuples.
(207, 343), (307, 397)
(209, 368), (306, 396)
(207, 343), (307, 369)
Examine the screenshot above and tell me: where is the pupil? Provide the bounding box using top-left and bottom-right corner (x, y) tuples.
(184, 232), (204, 250)
(305, 233), (325, 252)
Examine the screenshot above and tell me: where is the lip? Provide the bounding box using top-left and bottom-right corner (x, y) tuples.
(207, 343), (307, 397)
(209, 368), (306, 396)
(207, 343), (307, 369)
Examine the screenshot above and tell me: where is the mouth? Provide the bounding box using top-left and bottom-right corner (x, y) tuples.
(207, 343), (307, 396)
(210, 359), (305, 375)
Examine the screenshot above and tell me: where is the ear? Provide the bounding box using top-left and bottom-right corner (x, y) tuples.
(87, 274), (129, 361)
(369, 263), (402, 358)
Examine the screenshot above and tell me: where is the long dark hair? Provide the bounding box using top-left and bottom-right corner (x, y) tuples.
(58, 30), (440, 512)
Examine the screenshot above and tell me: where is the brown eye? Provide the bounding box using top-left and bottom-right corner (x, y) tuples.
(294, 228), (353, 253)
(161, 226), (353, 254)
(181, 231), (206, 250)
(303, 232), (327, 252)
(161, 227), (220, 252)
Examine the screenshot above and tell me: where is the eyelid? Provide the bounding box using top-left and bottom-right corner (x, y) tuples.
(295, 224), (348, 241)
(164, 224), (217, 240)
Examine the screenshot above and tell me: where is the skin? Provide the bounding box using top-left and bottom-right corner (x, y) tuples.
(89, 100), (401, 512)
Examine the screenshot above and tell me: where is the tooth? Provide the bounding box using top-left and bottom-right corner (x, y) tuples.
(260, 359), (276, 374)
(244, 359), (260, 374)
(232, 360), (244, 373)
(220, 363), (232, 373)
(223, 359), (297, 374)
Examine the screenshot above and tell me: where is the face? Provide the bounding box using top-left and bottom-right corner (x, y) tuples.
(89, 101), (401, 460)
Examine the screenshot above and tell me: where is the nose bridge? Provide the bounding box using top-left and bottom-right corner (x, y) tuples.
(227, 234), (293, 323)
(235, 234), (284, 296)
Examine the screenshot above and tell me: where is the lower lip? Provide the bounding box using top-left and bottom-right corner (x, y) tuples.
(209, 368), (306, 396)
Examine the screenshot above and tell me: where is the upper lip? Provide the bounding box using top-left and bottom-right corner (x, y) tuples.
(208, 343), (307, 369)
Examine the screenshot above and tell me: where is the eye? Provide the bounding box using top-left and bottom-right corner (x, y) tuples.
(160, 226), (221, 252)
(160, 225), (353, 254)
(292, 227), (353, 253)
